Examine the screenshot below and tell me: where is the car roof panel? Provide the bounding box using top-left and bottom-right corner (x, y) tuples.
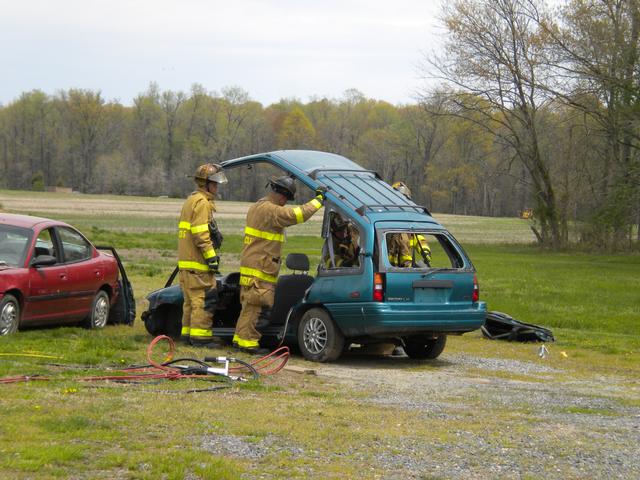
(0, 213), (61, 229)
(222, 150), (434, 219)
(222, 150), (366, 176)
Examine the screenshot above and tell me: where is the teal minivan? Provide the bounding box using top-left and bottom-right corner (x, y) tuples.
(142, 150), (486, 362)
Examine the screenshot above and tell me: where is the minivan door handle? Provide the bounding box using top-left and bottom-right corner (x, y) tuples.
(412, 280), (453, 289)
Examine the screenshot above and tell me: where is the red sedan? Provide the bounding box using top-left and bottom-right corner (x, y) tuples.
(0, 213), (133, 335)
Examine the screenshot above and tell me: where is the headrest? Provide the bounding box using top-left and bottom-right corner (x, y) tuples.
(285, 253), (309, 271)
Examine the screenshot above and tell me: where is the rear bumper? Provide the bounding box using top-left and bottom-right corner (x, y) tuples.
(326, 301), (487, 337)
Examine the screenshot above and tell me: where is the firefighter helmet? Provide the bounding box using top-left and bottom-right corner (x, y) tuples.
(194, 163), (228, 184)
(330, 213), (351, 240)
(269, 175), (296, 200)
(392, 181), (412, 200)
(330, 213), (349, 232)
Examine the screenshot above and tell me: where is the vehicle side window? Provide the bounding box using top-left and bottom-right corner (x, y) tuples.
(385, 232), (463, 269)
(322, 212), (361, 270)
(57, 227), (92, 263)
(0, 226), (32, 267)
(34, 228), (59, 261)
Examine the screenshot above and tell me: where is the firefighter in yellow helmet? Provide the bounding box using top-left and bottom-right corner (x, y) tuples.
(391, 181), (412, 200)
(233, 176), (326, 354)
(389, 181), (432, 266)
(177, 163), (228, 348)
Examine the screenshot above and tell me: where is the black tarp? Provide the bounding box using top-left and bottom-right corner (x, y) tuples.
(482, 311), (555, 343)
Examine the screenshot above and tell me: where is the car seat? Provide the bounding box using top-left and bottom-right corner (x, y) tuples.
(35, 246), (51, 257)
(269, 253), (314, 327)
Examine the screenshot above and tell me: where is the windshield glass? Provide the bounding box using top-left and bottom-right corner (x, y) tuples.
(0, 224), (33, 267)
(384, 231), (465, 270)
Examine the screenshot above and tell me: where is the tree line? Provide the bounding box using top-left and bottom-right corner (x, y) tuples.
(0, 0), (638, 250)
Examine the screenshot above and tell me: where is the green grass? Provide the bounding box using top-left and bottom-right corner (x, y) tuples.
(467, 245), (640, 342)
(1, 189), (639, 478)
(80, 227), (640, 345)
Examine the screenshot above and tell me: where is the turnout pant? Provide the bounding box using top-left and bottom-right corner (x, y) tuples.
(233, 279), (275, 348)
(179, 270), (216, 341)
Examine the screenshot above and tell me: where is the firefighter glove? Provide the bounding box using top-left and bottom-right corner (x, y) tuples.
(207, 256), (220, 273)
(315, 186), (328, 202)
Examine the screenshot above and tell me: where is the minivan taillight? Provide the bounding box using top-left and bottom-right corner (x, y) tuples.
(373, 272), (385, 302)
(472, 274), (479, 302)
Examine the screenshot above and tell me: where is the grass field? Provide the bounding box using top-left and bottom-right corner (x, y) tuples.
(1, 189), (639, 479)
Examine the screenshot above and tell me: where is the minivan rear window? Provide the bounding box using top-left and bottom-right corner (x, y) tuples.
(384, 232), (465, 270)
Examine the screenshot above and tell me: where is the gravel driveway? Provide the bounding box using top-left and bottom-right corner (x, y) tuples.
(313, 351), (640, 479)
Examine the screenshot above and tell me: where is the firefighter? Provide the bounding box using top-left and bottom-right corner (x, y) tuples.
(325, 213), (360, 268)
(410, 232), (432, 266)
(390, 181), (431, 266)
(178, 163), (228, 348)
(391, 181), (412, 200)
(233, 176), (326, 354)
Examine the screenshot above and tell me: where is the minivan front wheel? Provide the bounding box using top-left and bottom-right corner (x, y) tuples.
(297, 308), (345, 362)
(403, 335), (447, 360)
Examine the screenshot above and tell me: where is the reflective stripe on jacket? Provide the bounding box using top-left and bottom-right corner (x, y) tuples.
(240, 196), (322, 284)
(409, 234), (431, 261)
(178, 189), (217, 271)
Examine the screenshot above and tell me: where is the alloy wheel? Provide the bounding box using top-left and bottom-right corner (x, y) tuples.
(302, 316), (328, 354)
(93, 294), (109, 329)
(0, 301), (18, 335)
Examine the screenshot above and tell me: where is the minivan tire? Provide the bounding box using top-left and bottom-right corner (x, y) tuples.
(297, 308), (345, 362)
(403, 334), (447, 359)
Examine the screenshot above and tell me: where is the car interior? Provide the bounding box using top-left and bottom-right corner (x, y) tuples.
(211, 253), (314, 333)
(34, 229), (58, 262)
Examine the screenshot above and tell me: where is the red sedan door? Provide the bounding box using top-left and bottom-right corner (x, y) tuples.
(23, 228), (70, 323)
(56, 226), (104, 320)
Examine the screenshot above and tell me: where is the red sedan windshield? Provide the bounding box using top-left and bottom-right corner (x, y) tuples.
(0, 224), (33, 267)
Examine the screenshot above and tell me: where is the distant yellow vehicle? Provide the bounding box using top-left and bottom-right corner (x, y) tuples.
(520, 208), (533, 220)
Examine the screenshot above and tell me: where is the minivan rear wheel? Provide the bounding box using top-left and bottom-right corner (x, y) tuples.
(297, 308), (345, 362)
(403, 335), (447, 359)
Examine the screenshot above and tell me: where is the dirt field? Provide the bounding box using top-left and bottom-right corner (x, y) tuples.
(0, 192), (253, 219)
(0, 190), (534, 243)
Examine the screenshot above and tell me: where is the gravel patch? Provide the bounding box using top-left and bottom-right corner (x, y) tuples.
(313, 352), (640, 479)
(444, 352), (561, 374)
(192, 352), (639, 479)
(201, 433), (305, 460)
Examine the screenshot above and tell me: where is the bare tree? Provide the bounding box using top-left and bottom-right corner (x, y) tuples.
(541, 0), (640, 245)
(420, 0), (563, 246)
(160, 89), (186, 174)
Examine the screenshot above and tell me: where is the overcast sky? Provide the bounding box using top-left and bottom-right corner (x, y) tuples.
(0, 0), (444, 106)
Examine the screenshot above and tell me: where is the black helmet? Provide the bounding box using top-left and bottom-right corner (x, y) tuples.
(330, 214), (349, 232)
(269, 175), (296, 200)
